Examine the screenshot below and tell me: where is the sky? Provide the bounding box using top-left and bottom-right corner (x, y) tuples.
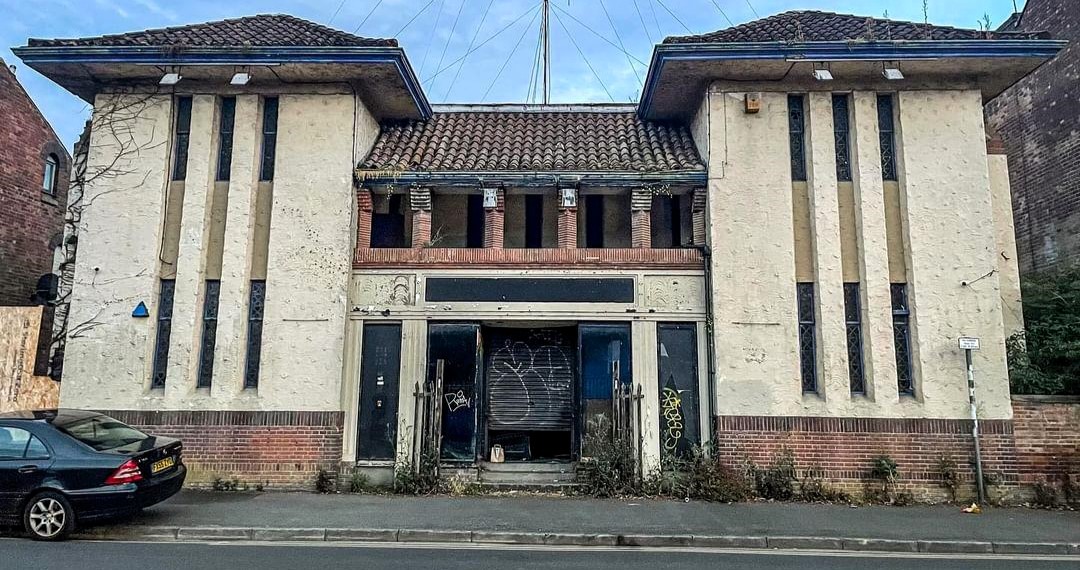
(1, 0), (1027, 149)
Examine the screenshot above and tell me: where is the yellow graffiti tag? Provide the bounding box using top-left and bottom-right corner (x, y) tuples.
(661, 386), (684, 453)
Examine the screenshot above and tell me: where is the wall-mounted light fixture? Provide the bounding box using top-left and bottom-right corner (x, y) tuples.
(159, 68), (182, 85)
(812, 63), (834, 81)
(882, 62), (904, 80)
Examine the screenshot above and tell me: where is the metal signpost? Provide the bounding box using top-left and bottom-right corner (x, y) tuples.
(959, 336), (986, 505)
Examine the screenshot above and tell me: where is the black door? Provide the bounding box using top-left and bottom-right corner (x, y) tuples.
(0, 426), (53, 521)
(657, 323), (701, 459)
(356, 323), (402, 460)
(428, 323), (482, 462)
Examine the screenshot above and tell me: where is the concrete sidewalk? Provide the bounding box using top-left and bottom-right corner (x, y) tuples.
(66, 490), (1080, 554)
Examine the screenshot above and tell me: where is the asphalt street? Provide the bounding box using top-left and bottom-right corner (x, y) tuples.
(3, 539), (1078, 570)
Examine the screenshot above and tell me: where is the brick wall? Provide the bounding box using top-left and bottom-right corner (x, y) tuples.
(985, 0), (1080, 274)
(712, 397), (1080, 502)
(0, 60), (70, 306)
(99, 410), (344, 490)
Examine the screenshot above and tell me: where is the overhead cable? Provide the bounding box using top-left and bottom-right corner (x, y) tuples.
(481, 7), (543, 101)
(425, 2), (541, 84)
(393, 0), (437, 38)
(599, 0), (643, 86)
(352, 0), (386, 33)
(655, 0), (693, 34)
(443, 0), (496, 100)
(551, 3), (648, 67)
(709, 0), (736, 27)
(429, 0), (468, 87)
(551, 8), (614, 102)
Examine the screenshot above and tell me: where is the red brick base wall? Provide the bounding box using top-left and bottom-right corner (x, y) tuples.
(1011, 396), (1080, 488)
(100, 410), (344, 490)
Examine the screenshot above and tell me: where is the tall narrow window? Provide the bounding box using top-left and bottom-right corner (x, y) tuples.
(832, 94), (852, 182)
(788, 94), (807, 182)
(466, 194), (485, 247)
(196, 280), (221, 389)
(891, 283), (913, 395)
(151, 279), (176, 389)
(797, 282), (817, 393)
(259, 97), (279, 182)
(216, 97), (236, 181)
(584, 194), (605, 248)
(524, 194), (544, 248)
(42, 154), (59, 195)
(243, 281), (266, 389)
(877, 94), (898, 181)
(171, 96), (193, 181)
(844, 283), (865, 394)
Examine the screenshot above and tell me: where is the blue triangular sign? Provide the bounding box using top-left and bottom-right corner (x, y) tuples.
(132, 301), (149, 318)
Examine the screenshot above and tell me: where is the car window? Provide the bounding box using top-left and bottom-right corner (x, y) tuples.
(53, 415), (149, 451)
(25, 435), (50, 459)
(0, 427), (33, 459)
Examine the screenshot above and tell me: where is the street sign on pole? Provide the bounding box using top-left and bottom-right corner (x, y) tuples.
(959, 337), (981, 351)
(960, 336), (986, 505)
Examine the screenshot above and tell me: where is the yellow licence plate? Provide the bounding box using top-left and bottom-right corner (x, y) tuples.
(151, 456), (175, 474)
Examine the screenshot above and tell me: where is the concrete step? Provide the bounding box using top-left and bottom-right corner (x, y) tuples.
(479, 462), (578, 486)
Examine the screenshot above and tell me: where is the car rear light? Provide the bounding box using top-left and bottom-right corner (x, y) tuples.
(105, 459), (143, 485)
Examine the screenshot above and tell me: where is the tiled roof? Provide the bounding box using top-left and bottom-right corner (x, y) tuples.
(27, 14), (396, 48)
(664, 10), (1048, 44)
(359, 110), (704, 173)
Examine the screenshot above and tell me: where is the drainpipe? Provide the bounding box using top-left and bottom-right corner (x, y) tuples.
(698, 244), (718, 445)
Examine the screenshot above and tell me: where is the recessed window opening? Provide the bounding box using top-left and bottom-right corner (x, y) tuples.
(42, 154), (59, 195)
(584, 194), (605, 248)
(370, 193), (408, 248)
(524, 194), (544, 248)
(651, 193), (692, 248)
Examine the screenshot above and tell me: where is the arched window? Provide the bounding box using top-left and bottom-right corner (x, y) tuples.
(42, 153), (59, 196)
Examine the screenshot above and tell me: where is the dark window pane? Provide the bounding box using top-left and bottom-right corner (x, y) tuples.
(0, 427), (32, 459)
(357, 323), (402, 460)
(658, 323), (699, 460)
(197, 280), (221, 388)
(584, 194), (605, 248)
(216, 97), (236, 181)
(25, 436), (49, 459)
(54, 415), (149, 452)
(243, 281), (266, 389)
(844, 282), (865, 394)
(259, 97), (279, 181)
(877, 94), (898, 181)
(466, 194), (485, 248)
(151, 280), (175, 389)
(171, 97), (192, 181)
(891, 283), (913, 394)
(524, 194), (544, 248)
(788, 95), (807, 182)
(797, 282), (817, 393)
(833, 94), (852, 182)
(370, 194), (408, 248)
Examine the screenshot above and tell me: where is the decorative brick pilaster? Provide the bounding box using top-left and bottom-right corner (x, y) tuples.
(356, 189), (373, 253)
(557, 188), (578, 249)
(691, 187), (707, 246)
(483, 188), (505, 249)
(410, 187), (432, 248)
(631, 188), (652, 249)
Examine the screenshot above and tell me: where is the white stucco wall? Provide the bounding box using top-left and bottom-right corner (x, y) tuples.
(60, 90), (380, 412)
(704, 86), (1014, 420)
(988, 154), (1024, 338)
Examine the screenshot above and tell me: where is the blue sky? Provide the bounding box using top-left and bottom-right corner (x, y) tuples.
(2, 0), (1026, 148)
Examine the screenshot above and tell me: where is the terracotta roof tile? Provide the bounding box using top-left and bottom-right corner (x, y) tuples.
(664, 10), (1048, 44)
(27, 14), (396, 48)
(360, 110), (705, 173)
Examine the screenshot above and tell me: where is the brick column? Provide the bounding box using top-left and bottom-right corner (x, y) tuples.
(356, 189), (373, 253)
(631, 188), (652, 249)
(691, 187), (707, 246)
(482, 188), (505, 249)
(557, 188), (577, 249)
(410, 187), (432, 248)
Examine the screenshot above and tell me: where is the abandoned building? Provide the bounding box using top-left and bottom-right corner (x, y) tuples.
(13, 11), (1073, 496)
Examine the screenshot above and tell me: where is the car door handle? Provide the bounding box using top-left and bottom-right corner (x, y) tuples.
(18, 465), (39, 474)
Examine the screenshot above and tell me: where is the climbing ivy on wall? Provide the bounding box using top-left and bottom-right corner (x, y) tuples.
(1008, 265), (1080, 395)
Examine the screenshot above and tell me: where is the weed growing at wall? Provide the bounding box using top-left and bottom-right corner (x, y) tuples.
(936, 456), (960, 503)
(750, 448), (798, 501)
(1008, 265), (1080, 395)
(393, 448), (441, 495)
(314, 468), (335, 494)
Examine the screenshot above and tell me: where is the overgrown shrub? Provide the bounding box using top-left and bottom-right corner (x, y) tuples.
(444, 473), (486, 496)
(348, 471), (371, 493)
(1007, 266), (1080, 395)
(799, 465), (850, 503)
(393, 447), (440, 495)
(682, 445), (753, 503)
(750, 448), (797, 501)
(935, 456), (960, 503)
(864, 454), (901, 504)
(1032, 479), (1060, 508)
(314, 468), (335, 494)
(576, 428), (641, 497)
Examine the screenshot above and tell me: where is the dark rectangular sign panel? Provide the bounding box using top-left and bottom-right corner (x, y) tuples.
(425, 278), (634, 303)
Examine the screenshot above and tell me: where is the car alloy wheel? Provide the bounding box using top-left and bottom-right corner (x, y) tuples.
(24, 492), (74, 540)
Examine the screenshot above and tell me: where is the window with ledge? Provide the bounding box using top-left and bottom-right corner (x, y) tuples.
(504, 192), (556, 248)
(878, 94), (898, 182)
(578, 192), (631, 248)
(430, 192), (484, 248)
(797, 282), (818, 393)
(651, 193), (693, 248)
(788, 94), (807, 182)
(42, 153), (59, 196)
(833, 94), (852, 182)
(891, 283), (914, 395)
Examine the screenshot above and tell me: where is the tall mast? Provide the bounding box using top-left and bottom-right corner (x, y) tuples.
(542, 0), (550, 104)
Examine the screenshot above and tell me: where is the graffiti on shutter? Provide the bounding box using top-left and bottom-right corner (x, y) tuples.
(486, 328), (574, 431)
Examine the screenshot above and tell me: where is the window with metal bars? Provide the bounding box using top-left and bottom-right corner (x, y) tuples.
(215, 97), (236, 181)
(833, 94), (852, 182)
(891, 283), (914, 395)
(259, 97), (279, 182)
(171, 97), (192, 181)
(196, 280), (221, 389)
(788, 95), (807, 182)
(243, 281), (266, 389)
(844, 283), (866, 394)
(150, 279), (176, 389)
(877, 94), (898, 181)
(797, 282), (818, 393)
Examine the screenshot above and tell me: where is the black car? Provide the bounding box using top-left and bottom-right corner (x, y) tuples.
(0, 409), (186, 540)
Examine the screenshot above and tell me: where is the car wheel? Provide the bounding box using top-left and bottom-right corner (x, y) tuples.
(23, 491), (75, 541)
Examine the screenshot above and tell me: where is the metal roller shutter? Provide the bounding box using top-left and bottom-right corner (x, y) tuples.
(486, 329), (575, 431)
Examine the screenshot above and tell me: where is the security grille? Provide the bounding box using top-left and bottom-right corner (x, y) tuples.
(844, 283), (865, 394)
(797, 282), (818, 393)
(891, 283), (914, 395)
